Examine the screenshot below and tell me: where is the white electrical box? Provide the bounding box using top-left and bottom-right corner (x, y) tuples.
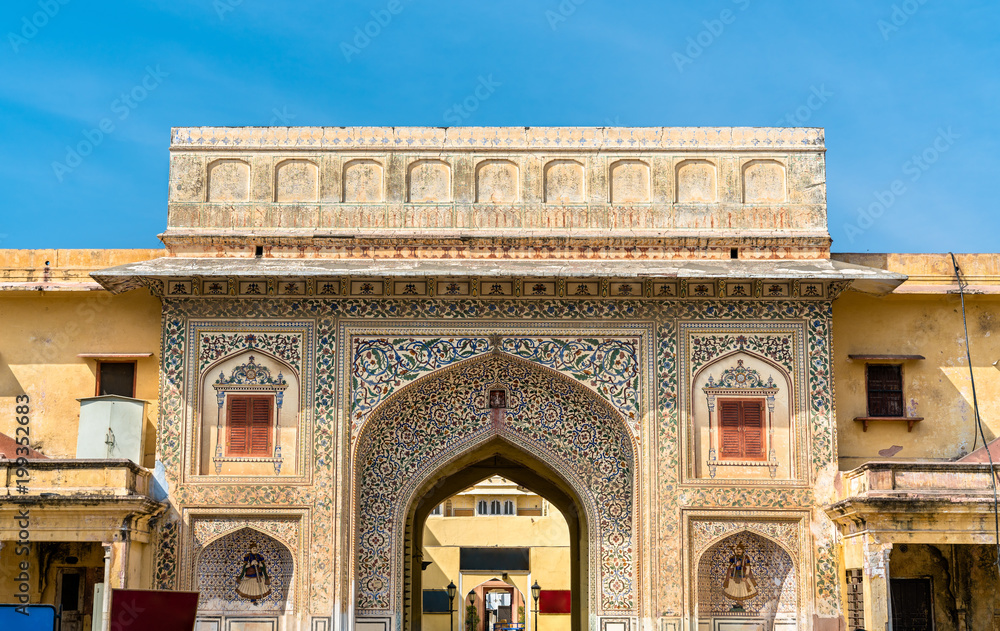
(76, 395), (146, 464)
(91, 583), (104, 631)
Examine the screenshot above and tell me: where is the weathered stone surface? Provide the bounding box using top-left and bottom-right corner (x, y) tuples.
(164, 127), (831, 253)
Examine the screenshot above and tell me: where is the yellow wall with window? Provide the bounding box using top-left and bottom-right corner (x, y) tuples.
(832, 254), (1000, 469)
(0, 250), (164, 465)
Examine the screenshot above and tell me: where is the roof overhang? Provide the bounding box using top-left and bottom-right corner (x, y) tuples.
(91, 256), (906, 295)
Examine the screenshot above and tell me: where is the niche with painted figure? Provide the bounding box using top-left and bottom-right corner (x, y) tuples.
(696, 530), (796, 628)
(198, 351), (300, 476)
(196, 527), (294, 616)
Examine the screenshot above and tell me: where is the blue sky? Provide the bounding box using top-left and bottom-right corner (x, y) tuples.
(1, 1), (997, 252)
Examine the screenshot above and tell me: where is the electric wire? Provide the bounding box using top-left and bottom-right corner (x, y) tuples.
(950, 252), (1000, 572)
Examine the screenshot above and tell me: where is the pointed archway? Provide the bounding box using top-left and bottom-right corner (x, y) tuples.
(352, 353), (637, 631)
(409, 443), (586, 631)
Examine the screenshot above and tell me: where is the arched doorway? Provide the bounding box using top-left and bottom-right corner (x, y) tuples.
(464, 577), (526, 631)
(352, 353), (637, 631)
(410, 446), (582, 631)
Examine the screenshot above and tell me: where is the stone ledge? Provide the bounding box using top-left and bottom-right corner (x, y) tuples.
(171, 126), (825, 150)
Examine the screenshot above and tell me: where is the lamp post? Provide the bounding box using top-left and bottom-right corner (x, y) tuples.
(447, 580), (457, 631)
(531, 581), (541, 631)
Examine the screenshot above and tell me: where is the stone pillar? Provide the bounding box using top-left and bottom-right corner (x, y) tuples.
(103, 535), (145, 631)
(106, 538), (131, 589)
(862, 537), (893, 631)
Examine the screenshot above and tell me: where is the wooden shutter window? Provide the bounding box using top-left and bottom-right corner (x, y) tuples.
(742, 400), (766, 460)
(718, 399), (766, 461)
(227, 395), (273, 456)
(867, 365), (904, 417)
(719, 400), (743, 459)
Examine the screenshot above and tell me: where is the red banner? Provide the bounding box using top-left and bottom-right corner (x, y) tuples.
(109, 589), (199, 631)
(538, 590), (571, 614)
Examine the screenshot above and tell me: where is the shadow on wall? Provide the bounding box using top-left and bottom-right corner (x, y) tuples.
(0, 360), (25, 397)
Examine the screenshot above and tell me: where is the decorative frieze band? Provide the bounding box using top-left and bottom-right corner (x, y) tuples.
(171, 126), (824, 151)
(159, 276), (841, 300)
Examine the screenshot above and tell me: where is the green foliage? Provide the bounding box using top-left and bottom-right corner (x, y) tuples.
(465, 597), (480, 631)
(518, 605), (525, 624)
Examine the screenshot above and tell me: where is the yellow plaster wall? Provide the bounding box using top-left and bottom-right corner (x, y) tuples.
(0, 253), (163, 464)
(833, 288), (1000, 468)
(0, 248), (164, 284)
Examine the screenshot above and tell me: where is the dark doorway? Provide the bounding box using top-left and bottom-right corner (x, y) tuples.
(891, 578), (933, 631)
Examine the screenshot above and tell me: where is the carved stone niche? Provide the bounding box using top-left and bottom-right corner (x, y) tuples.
(208, 159), (250, 202)
(693, 352), (794, 481)
(200, 352), (300, 477)
(609, 160), (650, 204)
(475, 159), (519, 203)
(676, 159), (717, 203)
(408, 159), (451, 203)
(275, 159), (318, 202)
(743, 160), (786, 203)
(343, 159), (384, 203)
(543, 159), (585, 203)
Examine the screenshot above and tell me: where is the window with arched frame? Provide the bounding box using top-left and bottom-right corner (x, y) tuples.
(489, 500), (501, 515)
(693, 350), (796, 481)
(503, 500), (515, 515)
(202, 351), (298, 477)
(477, 500), (488, 515)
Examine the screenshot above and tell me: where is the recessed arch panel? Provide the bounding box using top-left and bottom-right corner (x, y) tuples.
(207, 159), (250, 202)
(274, 159), (318, 202)
(695, 530), (796, 625)
(352, 353), (637, 620)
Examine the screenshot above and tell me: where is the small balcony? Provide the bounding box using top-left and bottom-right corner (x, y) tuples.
(826, 461), (999, 543)
(0, 458), (155, 499)
(0, 459), (162, 542)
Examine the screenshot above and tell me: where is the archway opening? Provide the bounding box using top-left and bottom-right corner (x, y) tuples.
(463, 577), (525, 631)
(352, 352), (636, 631)
(406, 440), (586, 631)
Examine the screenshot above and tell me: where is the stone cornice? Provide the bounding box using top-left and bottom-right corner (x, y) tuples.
(171, 126), (825, 151)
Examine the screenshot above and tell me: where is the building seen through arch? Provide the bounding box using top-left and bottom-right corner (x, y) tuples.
(1, 127), (999, 631)
(420, 475), (570, 631)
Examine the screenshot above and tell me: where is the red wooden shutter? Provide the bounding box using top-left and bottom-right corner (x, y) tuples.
(249, 397), (272, 455)
(227, 395), (273, 456)
(718, 399), (767, 460)
(227, 396), (250, 455)
(719, 400), (743, 458)
(742, 400), (766, 460)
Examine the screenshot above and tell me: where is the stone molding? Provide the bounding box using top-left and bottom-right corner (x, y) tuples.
(171, 126), (825, 151)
